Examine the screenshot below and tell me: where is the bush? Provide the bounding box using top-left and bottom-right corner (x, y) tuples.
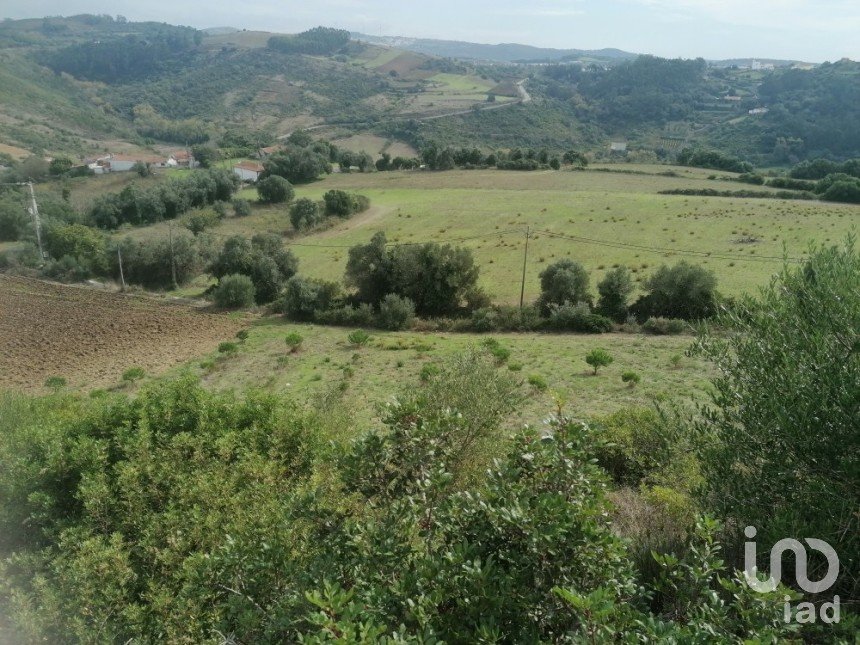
(621, 371), (641, 387)
(289, 198), (322, 230)
(122, 367), (145, 384)
(323, 190), (370, 217)
(42, 254), (92, 283)
(585, 348), (613, 374)
(182, 210), (219, 236)
(419, 362), (440, 382)
(280, 275), (341, 321)
(314, 303), (376, 327)
(213, 274), (256, 309)
(347, 329), (371, 347)
(44, 376), (66, 391)
(0, 194), (30, 242)
(210, 235), (298, 304)
(547, 302), (613, 333)
(377, 294), (415, 331)
(284, 332), (304, 353)
(256, 175), (294, 204)
(218, 341), (239, 355)
(642, 317), (688, 335)
(527, 373), (548, 391)
(232, 198), (252, 217)
(466, 305), (544, 332)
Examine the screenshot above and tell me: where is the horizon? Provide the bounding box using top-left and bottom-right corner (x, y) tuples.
(3, 1), (859, 63)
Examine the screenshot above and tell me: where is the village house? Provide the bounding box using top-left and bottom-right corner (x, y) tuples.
(233, 160), (265, 182)
(106, 153), (169, 173)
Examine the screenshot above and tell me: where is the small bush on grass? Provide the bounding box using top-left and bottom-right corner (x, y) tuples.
(420, 362), (441, 382)
(44, 376), (67, 392)
(285, 332), (304, 353)
(218, 341), (239, 356)
(621, 371), (641, 388)
(527, 374), (548, 391)
(547, 302), (613, 333)
(586, 349), (613, 375)
(232, 198), (252, 217)
(213, 274), (256, 309)
(348, 329), (371, 347)
(122, 367), (145, 384)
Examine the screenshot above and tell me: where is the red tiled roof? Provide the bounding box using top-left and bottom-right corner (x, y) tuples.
(110, 153), (166, 164)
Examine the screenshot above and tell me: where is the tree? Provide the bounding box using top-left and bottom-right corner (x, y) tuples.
(585, 348), (613, 374)
(596, 267), (634, 322)
(44, 223), (108, 273)
(190, 144), (220, 169)
(263, 148), (331, 184)
(694, 239), (860, 600)
(256, 176), (294, 204)
(281, 275), (341, 321)
(537, 259), (592, 315)
(389, 242), (482, 316)
(49, 157), (75, 176)
(210, 235), (297, 304)
(633, 262), (718, 321)
(0, 193), (30, 242)
(232, 198), (252, 217)
(344, 232), (393, 305)
(289, 198), (321, 230)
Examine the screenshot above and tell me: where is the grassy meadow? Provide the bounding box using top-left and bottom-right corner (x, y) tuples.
(182, 319), (709, 431)
(108, 165), (859, 302)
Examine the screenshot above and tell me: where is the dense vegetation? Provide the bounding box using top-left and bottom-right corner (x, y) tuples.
(267, 27), (351, 55)
(1, 241), (857, 641)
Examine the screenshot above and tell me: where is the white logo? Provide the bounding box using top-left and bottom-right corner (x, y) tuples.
(743, 526), (841, 624)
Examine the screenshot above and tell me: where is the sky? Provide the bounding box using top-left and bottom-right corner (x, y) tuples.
(3, 0), (859, 62)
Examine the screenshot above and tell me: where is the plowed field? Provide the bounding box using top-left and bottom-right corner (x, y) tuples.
(0, 276), (244, 392)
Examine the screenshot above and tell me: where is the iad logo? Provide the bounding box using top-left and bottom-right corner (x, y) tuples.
(743, 526), (841, 624)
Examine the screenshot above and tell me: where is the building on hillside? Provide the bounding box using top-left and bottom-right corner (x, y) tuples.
(748, 107), (770, 115)
(609, 141), (628, 154)
(258, 145), (283, 159)
(107, 153), (169, 172)
(167, 150), (199, 168)
(233, 161), (265, 182)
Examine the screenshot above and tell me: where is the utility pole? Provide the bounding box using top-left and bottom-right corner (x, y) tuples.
(117, 246), (126, 291)
(519, 226), (530, 309)
(26, 180), (45, 259)
(168, 221), (178, 289)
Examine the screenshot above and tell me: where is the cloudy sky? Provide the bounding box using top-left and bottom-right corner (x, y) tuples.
(5, 0), (859, 61)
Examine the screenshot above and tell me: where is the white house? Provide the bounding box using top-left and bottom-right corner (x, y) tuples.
(233, 161), (265, 182)
(610, 141), (628, 153)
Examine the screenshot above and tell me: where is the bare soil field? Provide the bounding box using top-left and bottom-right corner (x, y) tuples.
(0, 276), (244, 392)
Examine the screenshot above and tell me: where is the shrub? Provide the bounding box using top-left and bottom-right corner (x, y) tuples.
(467, 305), (544, 333)
(232, 198), (252, 217)
(280, 275), (341, 321)
(42, 255), (92, 283)
(289, 198), (322, 230)
(585, 349), (613, 374)
(213, 274), (256, 309)
(314, 303), (375, 327)
(182, 210), (219, 235)
(547, 302), (613, 333)
(284, 332), (304, 353)
(347, 329), (371, 347)
(670, 354), (683, 369)
(527, 373), (548, 391)
(0, 194), (30, 242)
(482, 339), (511, 364)
(419, 362), (441, 382)
(642, 317), (688, 335)
(377, 294), (415, 331)
(323, 190), (370, 217)
(44, 376), (66, 391)
(218, 341), (239, 355)
(621, 371), (641, 387)
(121, 367), (145, 384)
(235, 329), (250, 342)
(210, 235), (298, 304)
(256, 175), (294, 204)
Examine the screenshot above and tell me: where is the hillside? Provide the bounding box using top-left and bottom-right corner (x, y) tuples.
(0, 15), (859, 164)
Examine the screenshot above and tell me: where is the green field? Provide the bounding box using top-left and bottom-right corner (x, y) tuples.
(183, 320), (708, 430)
(134, 165), (859, 302)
